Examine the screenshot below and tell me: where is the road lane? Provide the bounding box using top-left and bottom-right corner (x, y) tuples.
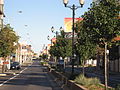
(0, 60), (61, 90)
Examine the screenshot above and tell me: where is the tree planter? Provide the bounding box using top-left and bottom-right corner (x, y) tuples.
(51, 70), (88, 90)
(51, 69), (113, 90)
(67, 80), (88, 90)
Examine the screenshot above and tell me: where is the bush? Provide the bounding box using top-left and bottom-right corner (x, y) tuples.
(88, 78), (100, 86)
(74, 74), (100, 87)
(40, 61), (48, 65)
(74, 74), (87, 86)
(116, 84), (120, 90)
(74, 74), (115, 90)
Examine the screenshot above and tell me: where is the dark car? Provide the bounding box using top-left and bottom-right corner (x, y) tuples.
(57, 60), (65, 70)
(57, 60), (64, 65)
(10, 62), (21, 70)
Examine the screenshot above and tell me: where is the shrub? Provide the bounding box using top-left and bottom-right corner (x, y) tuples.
(74, 74), (100, 87)
(88, 77), (100, 86)
(40, 61), (48, 65)
(74, 74), (88, 86)
(116, 84), (120, 90)
(74, 74), (116, 90)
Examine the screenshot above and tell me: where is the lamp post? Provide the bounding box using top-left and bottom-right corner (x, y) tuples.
(63, 0), (84, 75)
(51, 26), (63, 38)
(50, 26), (64, 64)
(47, 35), (52, 46)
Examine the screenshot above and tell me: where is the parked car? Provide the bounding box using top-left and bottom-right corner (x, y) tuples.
(57, 60), (65, 70)
(48, 61), (56, 68)
(57, 60), (64, 65)
(10, 62), (21, 70)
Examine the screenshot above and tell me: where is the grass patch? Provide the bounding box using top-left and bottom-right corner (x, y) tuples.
(74, 74), (114, 90)
(74, 74), (100, 86)
(116, 84), (120, 90)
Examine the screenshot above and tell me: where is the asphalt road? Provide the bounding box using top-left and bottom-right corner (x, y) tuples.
(0, 59), (62, 90)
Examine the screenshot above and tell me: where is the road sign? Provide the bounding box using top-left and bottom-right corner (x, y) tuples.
(3, 61), (9, 64)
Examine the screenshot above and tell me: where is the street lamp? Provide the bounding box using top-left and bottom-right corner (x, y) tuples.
(51, 26), (63, 38)
(47, 35), (52, 46)
(63, 0), (85, 75)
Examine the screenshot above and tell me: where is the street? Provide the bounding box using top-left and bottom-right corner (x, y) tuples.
(0, 60), (62, 90)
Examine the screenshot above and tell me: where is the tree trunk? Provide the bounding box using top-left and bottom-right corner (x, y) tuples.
(96, 52), (100, 70)
(104, 42), (108, 90)
(77, 56), (79, 68)
(82, 60), (85, 76)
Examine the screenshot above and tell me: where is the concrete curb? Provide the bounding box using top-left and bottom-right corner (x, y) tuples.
(0, 73), (7, 76)
(50, 69), (88, 90)
(0, 72), (17, 76)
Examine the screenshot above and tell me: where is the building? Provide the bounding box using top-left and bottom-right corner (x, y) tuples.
(109, 37), (120, 72)
(15, 42), (34, 65)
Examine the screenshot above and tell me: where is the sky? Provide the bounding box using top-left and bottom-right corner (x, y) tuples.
(4, 0), (93, 54)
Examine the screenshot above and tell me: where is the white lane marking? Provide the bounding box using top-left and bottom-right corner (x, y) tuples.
(0, 67), (27, 87)
(19, 68), (27, 74)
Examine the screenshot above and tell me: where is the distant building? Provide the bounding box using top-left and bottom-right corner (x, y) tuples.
(109, 37), (120, 72)
(15, 42), (34, 64)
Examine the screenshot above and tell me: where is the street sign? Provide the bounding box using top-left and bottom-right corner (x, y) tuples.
(3, 61), (9, 64)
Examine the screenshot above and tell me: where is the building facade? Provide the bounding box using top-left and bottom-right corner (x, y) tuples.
(15, 42), (34, 65)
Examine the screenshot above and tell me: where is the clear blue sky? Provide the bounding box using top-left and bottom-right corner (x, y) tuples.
(4, 0), (93, 54)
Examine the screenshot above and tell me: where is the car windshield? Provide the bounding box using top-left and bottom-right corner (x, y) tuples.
(11, 62), (19, 65)
(58, 60), (64, 64)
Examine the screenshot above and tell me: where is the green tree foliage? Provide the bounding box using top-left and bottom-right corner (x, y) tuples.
(75, 0), (120, 76)
(82, 0), (120, 47)
(76, 21), (97, 64)
(76, 0), (120, 60)
(49, 44), (61, 58)
(0, 24), (19, 57)
(40, 54), (48, 60)
(49, 30), (72, 59)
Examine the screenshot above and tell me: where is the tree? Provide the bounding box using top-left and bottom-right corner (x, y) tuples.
(56, 31), (72, 59)
(40, 54), (48, 60)
(75, 21), (97, 75)
(82, 0), (120, 46)
(76, 0), (120, 89)
(49, 30), (72, 60)
(49, 45), (60, 59)
(0, 24), (19, 73)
